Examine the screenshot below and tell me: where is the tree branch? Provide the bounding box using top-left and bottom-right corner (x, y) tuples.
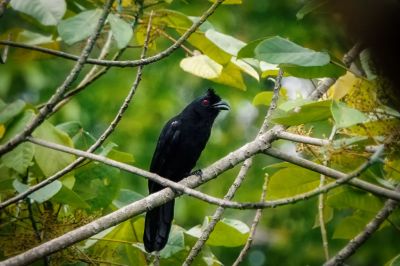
(0, 0), (115, 157)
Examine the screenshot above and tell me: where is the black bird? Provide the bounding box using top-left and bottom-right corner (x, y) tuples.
(143, 88), (230, 252)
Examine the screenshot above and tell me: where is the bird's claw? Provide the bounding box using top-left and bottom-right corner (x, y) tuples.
(190, 169), (203, 177)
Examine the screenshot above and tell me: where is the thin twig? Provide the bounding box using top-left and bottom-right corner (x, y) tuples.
(324, 187), (400, 266)
(232, 175), (269, 266)
(0, 8), (152, 210)
(0, 0), (225, 68)
(0, 0), (115, 156)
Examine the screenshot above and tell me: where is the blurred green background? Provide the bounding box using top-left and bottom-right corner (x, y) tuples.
(2, 0), (397, 265)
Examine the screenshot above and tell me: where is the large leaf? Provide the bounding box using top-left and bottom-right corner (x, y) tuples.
(266, 165), (320, 199)
(180, 55), (222, 79)
(10, 0), (66, 26)
(211, 61), (246, 90)
(332, 213), (370, 239)
(32, 120), (75, 176)
(331, 101), (368, 128)
(272, 100), (332, 126)
(205, 29), (246, 56)
(74, 164), (121, 209)
(1, 142), (34, 174)
(187, 217), (249, 247)
(282, 62), (346, 78)
(327, 187), (383, 213)
(112, 189), (143, 208)
(108, 14), (133, 49)
(253, 91), (274, 106)
(58, 9), (102, 45)
(13, 179), (62, 203)
(51, 185), (90, 208)
(254, 36), (330, 67)
(160, 227), (185, 258)
(0, 99), (25, 124)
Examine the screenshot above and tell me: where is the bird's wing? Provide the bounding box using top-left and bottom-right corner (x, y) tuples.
(150, 118), (181, 177)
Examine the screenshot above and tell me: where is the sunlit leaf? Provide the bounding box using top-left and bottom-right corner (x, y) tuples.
(180, 55), (222, 79)
(211, 61), (246, 90)
(331, 101), (368, 128)
(255, 36), (330, 66)
(58, 9), (102, 45)
(10, 0), (66, 26)
(253, 91), (273, 106)
(108, 14), (133, 49)
(231, 57), (259, 80)
(237, 38), (266, 59)
(260, 61), (280, 77)
(13, 179), (62, 203)
(205, 29), (246, 56)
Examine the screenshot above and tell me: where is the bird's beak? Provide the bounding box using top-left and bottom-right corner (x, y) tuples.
(212, 100), (230, 111)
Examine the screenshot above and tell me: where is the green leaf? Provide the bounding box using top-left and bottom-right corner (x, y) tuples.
(385, 254), (400, 266)
(74, 164), (121, 209)
(10, 0), (66, 26)
(51, 185), (90, 208)
(332, 214), (369, 239)
(1, 142), (34, 174)
(278, 98), (312, 112)
(296, 0), (328, 20)
(58, 9), (102, 45)
(327, 187), (383, 213)
(56, 121), (82, 138)
(205, 29), (246, 56)
(180, 55), (222, 79)
(266, 165), (320, 199)
(255, 36), (330, 67)
(0, 110), (35, 143)
(188, 16), (214, 32)
(188, 217), (249, 247)
(13, 179), (62, 203)
(107, 149), (135, 163)
(331, 101), (368, 128)
(32, 120), (75, 176)
(160, 227), (185, 258)
(282, 62), (346, 78)
(253, 91), (273, 106)
(237, 38), (266, 59)
(272, 100), (332, 126)
(0, 99), (25, 124)
(112, 189), (143, 208)
(108, 14), (133, 49)
(231, 57), (259, 81)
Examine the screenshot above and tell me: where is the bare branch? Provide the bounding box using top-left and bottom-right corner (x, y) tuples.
(0, 0), (225, 68)
(276, 131), (330, 146)
(0, 0), (115, 156)
(0, 11), (153, 210)
(324, 187), (400, 266)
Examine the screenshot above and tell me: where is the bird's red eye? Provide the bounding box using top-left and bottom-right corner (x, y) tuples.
(202, 99), (210, 106)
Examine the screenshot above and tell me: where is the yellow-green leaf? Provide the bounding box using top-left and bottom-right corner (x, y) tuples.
(180, 55), (222, 79)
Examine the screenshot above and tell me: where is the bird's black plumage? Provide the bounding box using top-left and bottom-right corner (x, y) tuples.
(143, 88), (229, 252)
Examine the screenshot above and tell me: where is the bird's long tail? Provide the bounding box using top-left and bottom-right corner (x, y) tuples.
(143, 199), (175, 252)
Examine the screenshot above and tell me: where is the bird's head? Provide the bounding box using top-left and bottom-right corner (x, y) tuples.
(190, 88), (230, 117)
